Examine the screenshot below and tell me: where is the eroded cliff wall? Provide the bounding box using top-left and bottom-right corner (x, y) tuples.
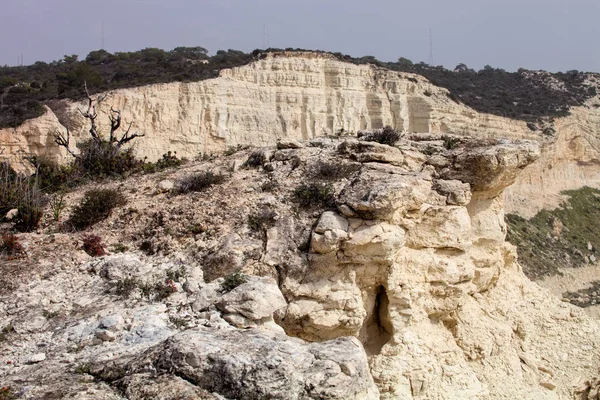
(1, 52), (599, 216)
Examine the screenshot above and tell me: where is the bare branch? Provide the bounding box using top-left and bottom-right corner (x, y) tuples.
(116, 122), (145, 148)
(108, 107), (121, 143)
(78, 81), (103, 141)
(53, 128), (77, 158)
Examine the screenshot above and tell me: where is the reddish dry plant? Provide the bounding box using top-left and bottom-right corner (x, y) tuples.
(82, 234), (106, 257)
(0, 234), (24, 258)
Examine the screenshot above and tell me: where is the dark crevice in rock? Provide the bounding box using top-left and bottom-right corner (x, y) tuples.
(363, 285), (393, 356)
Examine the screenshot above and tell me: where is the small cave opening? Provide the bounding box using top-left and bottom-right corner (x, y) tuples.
(362, 285), (393, 356)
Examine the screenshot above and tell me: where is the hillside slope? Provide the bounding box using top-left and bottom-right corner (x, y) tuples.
(2, 135), (600, 399)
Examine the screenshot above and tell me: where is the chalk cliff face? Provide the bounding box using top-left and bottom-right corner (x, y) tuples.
(1, 52), (599, 215)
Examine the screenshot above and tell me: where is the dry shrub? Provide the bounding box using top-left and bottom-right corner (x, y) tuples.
(244, 150), (268, 168)
(293, 183), (336, 209)
(362, 126), (401, 146)
(68, 189), (126, 230)
(0, 162), (45, 232)
(176, 171), (226, 194)
(0, 234), (24, 257)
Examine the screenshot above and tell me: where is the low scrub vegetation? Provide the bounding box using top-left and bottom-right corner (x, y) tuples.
(247, 209), (277, 233)
(82, 234), (106, 257)
(67, 188), (126, 230)
(176, 171), (226, 194)
(244, 150), (268, 168)
(313, 161), (361, 180)
(361, 126), (402, 146)
(221, 271), (248, 293)
(113, 277), (177, 300)
(506, 187), (600, 279)
(293, 183), (336, 209)
(140, 151), (185, 174)
(0, 233), (24, 257)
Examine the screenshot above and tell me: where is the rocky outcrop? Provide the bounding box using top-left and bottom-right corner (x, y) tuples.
(99, 328), (379, 400)
(1, 133), (600, 399)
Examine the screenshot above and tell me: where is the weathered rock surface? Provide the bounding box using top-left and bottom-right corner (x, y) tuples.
(1, 136), (600, 399)
(97, 328), (379, 400)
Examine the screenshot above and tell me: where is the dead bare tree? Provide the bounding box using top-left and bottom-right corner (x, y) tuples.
(53, 82), (145, 175)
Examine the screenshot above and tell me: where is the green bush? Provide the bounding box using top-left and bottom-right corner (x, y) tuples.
(27, 155), (75, 192)
(0, 162), (45, 231)
(221, 271), (248, 293)
(75, 139), (140, 177)
(140, 151), (184, 174)
(114, 277), (139, 297)
(293, 183), (336, 209)
(68, 188), (126, 230)
(176, 171), (226, 194)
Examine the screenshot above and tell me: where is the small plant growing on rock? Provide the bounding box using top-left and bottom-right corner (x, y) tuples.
(261, 179), (279, 192)
(176, 171), (226, 194)
(362, 125), (401, 146)
(49, 191), (67, 221)
(114, 277), (139, 297)
(247, 209), (277, 233)
(68, 188), (126, 230)
(137, 279), (177, 301)
(187, 223), (206, 235)
(244, 150), (268, 168)
(313, 161), (361, 180)
(0, 386), (16, 400)
(111, 243), (129, 253)
(223, 144), (247, 156)
(443, 137), (460, 150)
(0, 234), (24, 258)
(221, 271), (248, 293)
(0, 324), (15, 342)
(293, 183), (336, 209)
(166, 264), (187, 282)
(82, 234), (106, 257)
(153, 279), (177, 300)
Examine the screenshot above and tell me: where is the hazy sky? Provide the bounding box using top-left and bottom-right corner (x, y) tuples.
(2, 0), (598, 72)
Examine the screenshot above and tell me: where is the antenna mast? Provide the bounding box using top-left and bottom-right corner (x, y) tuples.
(262, 22), (270, 48)
(101, 20), (105, 49)
(428, 28), (434, 65)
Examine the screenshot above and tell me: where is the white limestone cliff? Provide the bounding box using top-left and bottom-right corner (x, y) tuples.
(1, 52), (599, 215)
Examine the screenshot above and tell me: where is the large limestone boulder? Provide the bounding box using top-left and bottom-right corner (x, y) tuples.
(339, 167), (433, 221)
(217, 276), (287, 332)
(102, 328), (379, 400)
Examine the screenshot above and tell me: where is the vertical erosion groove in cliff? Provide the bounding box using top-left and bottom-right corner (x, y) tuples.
(363, 285), (393, 356)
